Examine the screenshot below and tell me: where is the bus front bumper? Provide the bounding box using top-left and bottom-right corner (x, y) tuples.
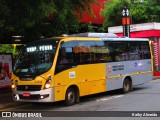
(12, 88), (54, 102)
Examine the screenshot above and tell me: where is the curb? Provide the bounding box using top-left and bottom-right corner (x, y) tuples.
(152, 77), (160, 80)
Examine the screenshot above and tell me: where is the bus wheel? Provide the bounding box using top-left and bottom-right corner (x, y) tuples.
(65, 88), (76, 106)
(122, 78), (132, 93)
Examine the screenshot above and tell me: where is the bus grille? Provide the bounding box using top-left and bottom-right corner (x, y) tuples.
(17, 85), (42, 91)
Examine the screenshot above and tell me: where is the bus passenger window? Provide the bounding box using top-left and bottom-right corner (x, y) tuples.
(73, 41), (95, 64)
(139, 42), (151, 59)
(128, 42), (141, 60)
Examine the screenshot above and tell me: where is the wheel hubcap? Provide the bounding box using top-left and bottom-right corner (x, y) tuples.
(124, 81), (129, 91)
(68, 92), (74, 103)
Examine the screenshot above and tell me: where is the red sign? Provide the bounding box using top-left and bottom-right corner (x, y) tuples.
(22, 92), (30, 97)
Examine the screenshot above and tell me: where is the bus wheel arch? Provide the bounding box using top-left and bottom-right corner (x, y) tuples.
(64, 85), (80, 106)
(122, 76), (132, 93)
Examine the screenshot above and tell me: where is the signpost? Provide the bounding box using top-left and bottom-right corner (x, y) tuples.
(122, 6), (130, 38)
(122, 0), (145, 37)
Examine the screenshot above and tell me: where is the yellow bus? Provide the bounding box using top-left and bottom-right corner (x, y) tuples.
(11, 33), (153, 105)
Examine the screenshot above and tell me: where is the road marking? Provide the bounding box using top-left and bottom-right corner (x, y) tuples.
(96, 95), (124, 102)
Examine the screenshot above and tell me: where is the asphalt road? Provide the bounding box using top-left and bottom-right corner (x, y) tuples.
(1, 79), (160, 120)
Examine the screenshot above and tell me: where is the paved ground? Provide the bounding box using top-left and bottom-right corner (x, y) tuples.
(1, 79), (160, 120)
(0, 77), (159, 111)
(0, 87), (24, 110)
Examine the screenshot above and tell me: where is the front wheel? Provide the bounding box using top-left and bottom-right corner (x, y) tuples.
(65, 88), (76, 106)
(122, 78), (132, 93)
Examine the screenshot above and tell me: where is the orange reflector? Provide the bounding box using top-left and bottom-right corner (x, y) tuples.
(126, 17), (130, 25)
(122, 17), (130, 25)
(122, 18), (126, 25)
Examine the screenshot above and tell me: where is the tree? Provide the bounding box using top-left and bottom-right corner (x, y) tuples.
(101, 0), (130, 30)
(0, 44), (17, 55)
(0, 0), (95, 43)
(131, 0), (160, 23)
(101, 0), (160, 31)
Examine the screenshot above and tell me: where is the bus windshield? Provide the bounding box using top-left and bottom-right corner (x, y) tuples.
(13, 39), (59, 79)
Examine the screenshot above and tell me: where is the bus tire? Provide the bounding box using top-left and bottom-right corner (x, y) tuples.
(122, 77), (132, 93)
(65, 88), (76, 106)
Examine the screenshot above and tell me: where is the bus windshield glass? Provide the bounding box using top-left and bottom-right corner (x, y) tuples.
(13, 39), (59, 78)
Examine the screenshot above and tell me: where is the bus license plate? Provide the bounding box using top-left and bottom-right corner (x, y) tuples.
(22, 92), (30, 97)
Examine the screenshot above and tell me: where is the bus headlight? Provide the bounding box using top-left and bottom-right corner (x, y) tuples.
(11, 80), (18, 89)
(11, 84), (15, 89)
(45, 76), (53, 89)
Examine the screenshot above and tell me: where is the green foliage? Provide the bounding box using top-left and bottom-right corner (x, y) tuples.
(0, 44), (17, 55)
(0, 0), (95, 42)
(79, 22), (96, 32)
(87, 22), (95, 32)
(101, 0), (160, 31)
(101, 0), (130, 30)
(130, 0), (160, 23)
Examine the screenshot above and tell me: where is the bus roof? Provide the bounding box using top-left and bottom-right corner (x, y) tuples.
(61, 33), (149, 42)
(27, 33), (149, 45)
(59, 36), (149, 42)
(101, 37), (149, 41)
(68, 32), (118, 38)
